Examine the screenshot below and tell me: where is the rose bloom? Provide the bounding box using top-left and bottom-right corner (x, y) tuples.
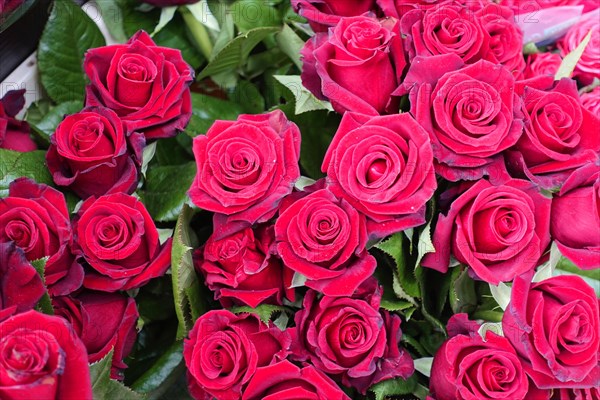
(524, 53), (563, 80)
(291, 0), (378, 32)
(0, 89), (36, 152)
(193, 224), (294, 308)
(322, 112), (436, 238)
(400, 55), (522, 182)
(0, 310), (92, 399)
(422, 178), (552, 284)
(507, 77), (600, 190)
(84, 31), (193, 140)
(0, 242), (44, 322)
(73, 193), (172, 292)
(503, 273), (600, 388)
(291, 280), (414, 394)
(53, 290), (138, 380)
(47, 107), (144, 199)
(189, 111), (300, 236)
(301, 16), (406, 115)
(242, 360), (351, 400)
(184, 310), (290, 400)
(0, 178), (83, 295)
(551, 162), (600, 269)
(580, 86), (600, 117)
(558, 10), (600, 86)
(430, 314), (529, 400)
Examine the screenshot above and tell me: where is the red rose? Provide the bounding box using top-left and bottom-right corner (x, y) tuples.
(422, 178), (551, 284)
(73, 193), (172, 292)
(0, 178), (83, 295)
(400, 55), (522, 182)
(558, 10), (600, 86)
(275, 188), (376, 296)
(580, 86), (600, 117)
(0, 90), (36, 152)
(189, 111), (300, 236)
(524, 53), (563, 80)
(184, 310), (290, 400)
(193, 224), (294, 308)
(290, 282), (414, 394)
(46, 107), (144, 199)
(503, 273), (600, 388)
(551, 162), (600, 269)
(507, 77), (600, 189)
(301, 16), (406, 115)
(0, 242), (44, 322)
(291, 0), (378, 32)
(242, 360), (351, 400)
(322, 112), (436, 238)
(84, 31), (193, 140)
(430, 314), (529, 400)
(53, 290), (138, 380)
(0, 310), (93, 399)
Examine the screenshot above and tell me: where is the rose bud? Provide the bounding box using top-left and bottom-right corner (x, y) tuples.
(0, 310), (92, 399)
(73, 193), (172, 292)
(291, 0), (378, 32)
(503, 273), (600, 389)
(430, 314), (529, 400)
(53, 290), (138, 380)
(193, 224), (294, 308)
(322, 112), (436, 238)
(0, 178), (83, 295)
(189, 110), (301, 237)
(524, 53), (563, 80)
(46, 107), (145, 199)
(301, 16), (406, 115)
(422, 178), (552, 284)
(184, 310), (290, 400)
(558, 10), (600, 86)
(0, 242), (45, 322)
(0, 89), (36, 152)
(580, 86), (600, 118)
(242, 360), (351, 400)
(84, 30), (194, 140)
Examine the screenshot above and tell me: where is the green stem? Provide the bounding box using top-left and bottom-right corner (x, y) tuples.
(180, 8), (213, 61)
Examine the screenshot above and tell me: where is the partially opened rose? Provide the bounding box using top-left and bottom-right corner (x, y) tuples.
(503, 273), (600, 389)
(47, 107), (145, 199)
(0, 310), (92, 399)
(524, 53), (562, 80)
(322, 112), (436, 238)
(0, 178), (83, 295)
(84, 31), (193, 139)
(0, 89), (36, 152)
(291, 0), (377, 32)
(558, 10), (600, 85)
(73, 193), (172, 292)
(580, 86), (600, 117)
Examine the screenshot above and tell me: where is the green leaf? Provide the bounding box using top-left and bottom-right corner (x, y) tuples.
(27, 101), (82, 142)
(38, 0), (105, 104)
(0, 149), (54, 197)
(413, 357), (433, 378)
(230, 304), (288, 325)
(186, 0), (220, 32)
(291, 272), (307, 288)
(230, 0), (280, 32)
(131, 341), (184, 396)
(31, 257), (53, 315)
(379, 299), (414, 312)
(375, 232), (420, 298)
(140, 163), (196, 222)
(415, 218), (436, 268)
(197, 27), (280, 81)
(489, 281), (511, 311)
(171, 204), (204, 339)
(90, 350), (145, 400)
(151, 6), (177, 36)
(449, 267), (477, 314)
(188, 92), (245, 137)
(141, 142), (158, 178)
(276, 24), (304, 70)
(555, 30), (593, 80)
(230, 80), (265, 114)
(95, 0), (128, 42)
(369, 375), (418, 400)
(273, 75), (333, 114)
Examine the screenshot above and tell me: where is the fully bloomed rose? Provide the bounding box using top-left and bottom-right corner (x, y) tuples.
(47, 107), (145, 199)
(524, 53), (562, 80)
(189, 111), (300, 236)
(73, 193), (172, 292)
(184, 310), (290, 400)
(507, 77), (600, 189)
(0, 310), (92, 399)
(0, 90), (36, 152)
(242, 360), (351, 400)
(580, 86), (600, 117)
(301, 16), (406, 115)
(53, 291), (138, 380)
(0, 178), (83, 295)
(503, 273), (600, 388)
(0, 242), (44, 322)
(422, 178), (551, 284)
(551, 162), (600, 269)
(275, 188), (377, 296)
(430, 314), (529, 400)
(400, 55), (522, 182)
(84, 31), (193, 140)
(291, 281), (414, 394)
(558, 10), (600, 85)
(193, 224), (294, 308)
(322, 112), (436, 238)
(291, 0), (378, 32)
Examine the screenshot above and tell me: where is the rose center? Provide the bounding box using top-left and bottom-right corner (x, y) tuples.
(70, 118), (106, 153)
(366, 159), (388, 184)
(5, 220), (35, 249)
(96, 216), (128, 250)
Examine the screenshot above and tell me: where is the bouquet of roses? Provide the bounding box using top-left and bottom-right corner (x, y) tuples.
(0, 0), (598, 398)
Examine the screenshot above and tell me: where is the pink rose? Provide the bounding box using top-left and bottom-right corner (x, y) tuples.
(580, 86), (600, 117)
(291, 0), (378, 32)
(524, 53), (563, 80)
